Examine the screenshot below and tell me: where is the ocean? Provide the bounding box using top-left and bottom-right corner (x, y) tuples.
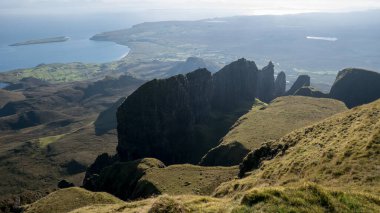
(0, 13), (140, 72)
(0, 9), (242, 73)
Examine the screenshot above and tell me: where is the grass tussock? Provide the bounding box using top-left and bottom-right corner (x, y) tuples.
(23, 187), (123, 213)
(237, 183), (380, 213)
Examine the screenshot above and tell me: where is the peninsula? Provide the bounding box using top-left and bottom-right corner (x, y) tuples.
(9, 36), (70, 46)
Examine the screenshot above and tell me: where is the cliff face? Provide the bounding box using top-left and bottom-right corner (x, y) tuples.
(257, 62), (275, 103)
(212, 58), (259, 111)
(286, 75), (310, 95)
(117, 69), (214, 164)
(274, 71), (286, 97)
(329, 68), (380, 108)
(117, 59), (282, 165)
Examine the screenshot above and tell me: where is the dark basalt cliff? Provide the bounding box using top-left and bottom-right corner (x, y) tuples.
(212, 59), (259, 111)
(286, 75), (310, 95)
(257, 61), (275, 103)
(117, 69), (214, 164)
(329, 68), (380, 108)
(274, 71), (286, 97)
(116, 59), (279, 165)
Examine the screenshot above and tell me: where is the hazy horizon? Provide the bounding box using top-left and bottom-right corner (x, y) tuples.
(2, 0), (380, 17)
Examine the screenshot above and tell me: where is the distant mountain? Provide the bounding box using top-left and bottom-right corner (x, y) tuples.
(164, 57), (220, 77)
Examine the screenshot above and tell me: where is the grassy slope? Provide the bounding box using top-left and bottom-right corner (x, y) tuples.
(26, 184), (380, 213)
(23, 187), (123, 213)
(0, 63), (107, 83)
(0, 120), (118, 198)
(90, 159), (237, 199)
(0, 75), (142, 201)
(201, 96), (347, 165)
(0, 89), (25, 108)
(218, 96), (347, 151)
(215, 99), (380, 197)
(138, 164), (238, 196)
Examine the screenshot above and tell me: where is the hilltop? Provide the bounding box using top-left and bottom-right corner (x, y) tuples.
(200, 96), (347, 166)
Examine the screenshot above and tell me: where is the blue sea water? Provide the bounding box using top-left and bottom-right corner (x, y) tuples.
(0, 13), (142, 72)
(0, 9), (243, 73)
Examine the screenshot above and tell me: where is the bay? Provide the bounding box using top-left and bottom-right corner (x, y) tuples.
(0, 13), (139, 72)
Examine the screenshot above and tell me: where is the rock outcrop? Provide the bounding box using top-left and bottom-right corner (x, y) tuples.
(274, 71), (286, 97)
(257, 61), (275, 102)
(84, 158), (165, 200)
(117, 69), (214, 164)
(286, 75), (310, 95)
(212, 58), (259, 111)
(83, 156), (237, 200)
(293, 86), (329, 98)
(329, 68), (380, 108)
(116, 59), (283, 165)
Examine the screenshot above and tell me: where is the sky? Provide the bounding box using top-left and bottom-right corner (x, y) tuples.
(1, 0), (380, 15)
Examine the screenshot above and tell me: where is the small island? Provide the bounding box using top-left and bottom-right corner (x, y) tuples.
(9, 36), (70, 46)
